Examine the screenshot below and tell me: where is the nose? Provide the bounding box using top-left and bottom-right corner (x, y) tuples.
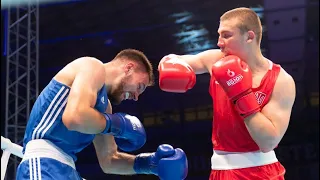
(217, 39), (224, 48)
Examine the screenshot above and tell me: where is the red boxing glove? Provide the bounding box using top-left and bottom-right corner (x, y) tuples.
(158, 55), (196, 93)
(212, 55), (260, 118)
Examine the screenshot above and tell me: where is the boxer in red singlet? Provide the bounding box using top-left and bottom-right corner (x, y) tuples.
(158, 7), (296, 180)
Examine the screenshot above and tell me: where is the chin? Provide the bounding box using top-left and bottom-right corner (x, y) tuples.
(221, 50), (230, 56)
(113, 99), (122, 105)
(226, 52), (240, 57)
(108, 96), (121, 105)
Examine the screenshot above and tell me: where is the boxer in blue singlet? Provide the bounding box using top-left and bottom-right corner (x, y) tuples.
(16, 49), (188, 180)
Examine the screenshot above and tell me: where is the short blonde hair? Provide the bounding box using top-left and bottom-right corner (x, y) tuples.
(220, 7), (263, 44)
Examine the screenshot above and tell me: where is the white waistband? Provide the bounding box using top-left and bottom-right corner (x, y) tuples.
(211, 150), (278, 170)
(22, 139), (76, 170)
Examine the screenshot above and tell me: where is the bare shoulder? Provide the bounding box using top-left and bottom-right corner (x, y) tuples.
(198, 49), (225, 72)
(73, 56), (104, 66)
(54, 56), (105, 86)
(276, 68), (296, 91)
(272, 67), (296, 106)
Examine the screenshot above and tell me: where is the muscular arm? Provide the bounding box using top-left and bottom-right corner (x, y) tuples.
(93, 99), (136, 175)
(93, 135), (136, 175)
(161, 49), (225, 75)
(244, 71), (296, 152)
(62, 57), (107, 134)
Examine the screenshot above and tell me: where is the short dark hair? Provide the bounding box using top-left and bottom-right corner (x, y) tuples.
(114, 49), (154, 86)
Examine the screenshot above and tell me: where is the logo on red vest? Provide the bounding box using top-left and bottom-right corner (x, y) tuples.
(254, 91), (266, 105)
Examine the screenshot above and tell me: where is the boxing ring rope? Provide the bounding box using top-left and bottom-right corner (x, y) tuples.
(1, 136), (23, 180)
(1, 136), (87, 180)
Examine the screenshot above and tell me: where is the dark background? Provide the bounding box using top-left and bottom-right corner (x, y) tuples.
(1, 0), (319, 180)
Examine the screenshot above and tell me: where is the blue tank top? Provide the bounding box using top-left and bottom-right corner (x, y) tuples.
(22, 78), (108, 161)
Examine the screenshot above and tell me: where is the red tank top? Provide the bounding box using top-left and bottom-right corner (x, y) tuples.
(209, 61), (281, 152)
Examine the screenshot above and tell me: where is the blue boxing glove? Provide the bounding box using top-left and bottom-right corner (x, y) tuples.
(101, 113), (146, 152)
(134, 144), (188, 180)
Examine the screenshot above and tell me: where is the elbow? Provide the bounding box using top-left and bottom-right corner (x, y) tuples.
(62, 108), (83, 131)
(259, 142), (277, 153)
(101, 162), (113, 174)
(100, 152), (118, 174)
(100, 161), (111, 174)
(259, 138), (280, 153)
(260, 147), (275, 153)
(258, 130), (282, 153)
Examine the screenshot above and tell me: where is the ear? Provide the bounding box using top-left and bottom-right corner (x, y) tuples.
(124, 62), (134, 74)
(247, 31), (255, 43)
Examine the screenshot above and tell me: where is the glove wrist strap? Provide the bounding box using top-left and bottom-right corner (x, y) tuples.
(101, 113), (112, 134)
(234, 92), (261, 119)
(101, 113), (123, 135)
(134, 153), (156, 175)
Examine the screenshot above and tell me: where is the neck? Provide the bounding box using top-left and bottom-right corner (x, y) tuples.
(242, 48), (269, 75)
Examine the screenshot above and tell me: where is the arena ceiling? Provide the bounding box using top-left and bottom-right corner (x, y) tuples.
(37, 0), (263, 68)
(2, 0), (318, 73)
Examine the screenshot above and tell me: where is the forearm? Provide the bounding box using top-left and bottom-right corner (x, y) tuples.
(244, 112), (280, 152)
(103, 152), (136, 175)
(63, 107), (106, 134)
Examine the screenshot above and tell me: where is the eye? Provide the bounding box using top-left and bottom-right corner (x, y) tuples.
(223, 34), (231, 39)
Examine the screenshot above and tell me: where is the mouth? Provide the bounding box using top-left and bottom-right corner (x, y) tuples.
(123, 92), (131, 100)
(221, 49), (230, 56)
